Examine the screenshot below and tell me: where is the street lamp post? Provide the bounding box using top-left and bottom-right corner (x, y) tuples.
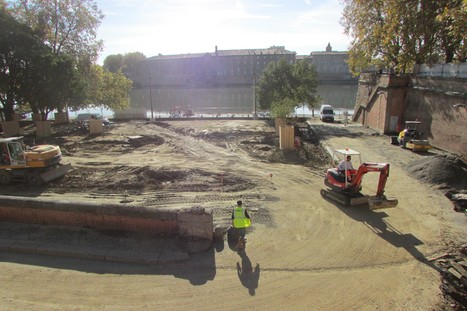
(253, 75), (257, 119)
(149, 76), (154, 120)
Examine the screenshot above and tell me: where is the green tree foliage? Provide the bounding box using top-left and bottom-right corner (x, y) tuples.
(435, 2), (467, 63)
(256, 58), (319, 118)
(2, 1), (132, 120)
(103, 54), (124, 73)
(122, 52), (146, 75)
(70, 65), (132, 112)
(6, 0), (105, 118)
(8, 0), (104, 62)
(341, 0), (466, 75)
(25, 52), (78, 120)
(0, 8), (49, 120)
(104, 52), (146, 74)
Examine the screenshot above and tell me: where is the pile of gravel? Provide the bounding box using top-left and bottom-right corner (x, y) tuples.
(407, 154), (467, 213)
(407, 154), (467, 190)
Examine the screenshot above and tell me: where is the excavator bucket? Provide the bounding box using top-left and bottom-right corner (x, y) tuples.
(368, 195), (398, 210)
(41, 163), (74, 183)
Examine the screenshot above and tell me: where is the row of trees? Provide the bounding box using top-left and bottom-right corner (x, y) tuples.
(0, 0), (132, 122)
(341, 0), (466, 75)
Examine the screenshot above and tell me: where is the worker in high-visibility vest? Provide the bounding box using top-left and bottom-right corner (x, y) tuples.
(232, 200), (251, 251)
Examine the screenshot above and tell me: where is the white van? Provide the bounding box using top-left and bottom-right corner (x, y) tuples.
(319, 105), (335, 122)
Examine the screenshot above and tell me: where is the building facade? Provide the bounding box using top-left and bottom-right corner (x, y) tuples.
(307, 43), (358, 109)
(117, 44), (357, 118)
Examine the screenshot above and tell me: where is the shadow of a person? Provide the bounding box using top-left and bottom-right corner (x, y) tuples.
(236, 250), (260, 296)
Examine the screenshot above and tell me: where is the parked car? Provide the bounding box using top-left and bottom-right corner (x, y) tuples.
(319, 105), (335, 122)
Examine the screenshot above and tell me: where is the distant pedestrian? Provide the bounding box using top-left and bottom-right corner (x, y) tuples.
(232, 200), (251, 251)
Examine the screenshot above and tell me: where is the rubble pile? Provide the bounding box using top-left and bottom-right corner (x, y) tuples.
(432, 244), (467, 311)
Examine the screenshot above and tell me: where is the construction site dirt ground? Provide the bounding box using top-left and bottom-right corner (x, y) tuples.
(0, 118), (466, 310)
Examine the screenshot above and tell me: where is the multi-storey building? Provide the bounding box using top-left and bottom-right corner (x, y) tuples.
(306, 43), (358, 109)
(118, 44), (357, 118)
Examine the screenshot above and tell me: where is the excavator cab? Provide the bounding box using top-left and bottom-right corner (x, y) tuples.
(0, 137), (72, 184)
(331, 149), (361, 188)
(1, 138), (26, 167)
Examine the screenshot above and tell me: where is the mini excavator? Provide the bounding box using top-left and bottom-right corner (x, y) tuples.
(0, 137), (72, 185)
(321, 149), (398, 210)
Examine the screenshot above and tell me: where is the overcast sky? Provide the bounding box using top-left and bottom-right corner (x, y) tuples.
(96, 0), (351, 63)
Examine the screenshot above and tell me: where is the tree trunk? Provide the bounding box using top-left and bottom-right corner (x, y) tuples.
(3, 95), (16, 121)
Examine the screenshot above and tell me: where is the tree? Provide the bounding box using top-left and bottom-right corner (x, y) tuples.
(6, 0), (104, 118)
(0, 8), (48, 120)
(69, 65), (132, 112)
(25, 52), (78, 120)
(103, 54), (124, 73)
(340, 0), (466, 75)
(8, 0), (103, 61)
(256, 58), (319, 118)
(435, 1), (467, 63)
(104, 52), (146, 74)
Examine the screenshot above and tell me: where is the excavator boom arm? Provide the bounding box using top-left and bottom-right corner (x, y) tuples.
(351, 162), (391, 196)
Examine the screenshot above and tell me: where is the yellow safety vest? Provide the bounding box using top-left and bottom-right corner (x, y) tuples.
(233, 207), (251, 228)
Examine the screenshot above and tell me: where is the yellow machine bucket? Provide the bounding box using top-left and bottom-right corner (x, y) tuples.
(40, 163), (74, 183)
(368, 196), (399, 210)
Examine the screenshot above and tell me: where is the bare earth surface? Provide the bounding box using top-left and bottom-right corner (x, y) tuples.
(0, 119), (466, 310)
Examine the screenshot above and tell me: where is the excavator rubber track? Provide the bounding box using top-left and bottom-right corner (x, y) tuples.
(320, 189), (350, 206)
(320, 188), (368, 207)
(320, 188), (398, 209)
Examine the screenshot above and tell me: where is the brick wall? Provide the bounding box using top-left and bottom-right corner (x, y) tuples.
(354, 74), (466, 157)
(0, 196), (213, 241)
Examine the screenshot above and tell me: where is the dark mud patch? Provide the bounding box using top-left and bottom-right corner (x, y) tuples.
(43, 166), (256, 194)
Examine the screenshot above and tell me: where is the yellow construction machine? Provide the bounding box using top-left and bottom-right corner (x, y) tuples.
(390, 121), (432, 152)
(0, 137), (72, 185)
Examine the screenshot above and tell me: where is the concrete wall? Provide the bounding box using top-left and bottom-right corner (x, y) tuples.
(0, 196), (213, 242)
(354, 73), (466, 157)
(406, 77), (467, 156)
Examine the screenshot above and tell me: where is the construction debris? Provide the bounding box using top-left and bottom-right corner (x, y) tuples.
(433, 244), (467, 310)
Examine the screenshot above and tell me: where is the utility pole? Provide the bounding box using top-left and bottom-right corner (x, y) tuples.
(149, 76), (154, 120)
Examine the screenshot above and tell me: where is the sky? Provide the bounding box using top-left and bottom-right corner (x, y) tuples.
(95, 0), (351, 64)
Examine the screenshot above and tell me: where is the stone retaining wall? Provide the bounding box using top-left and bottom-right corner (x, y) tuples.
(354, 73), (466, 157)
(0, 196), (213, 242)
